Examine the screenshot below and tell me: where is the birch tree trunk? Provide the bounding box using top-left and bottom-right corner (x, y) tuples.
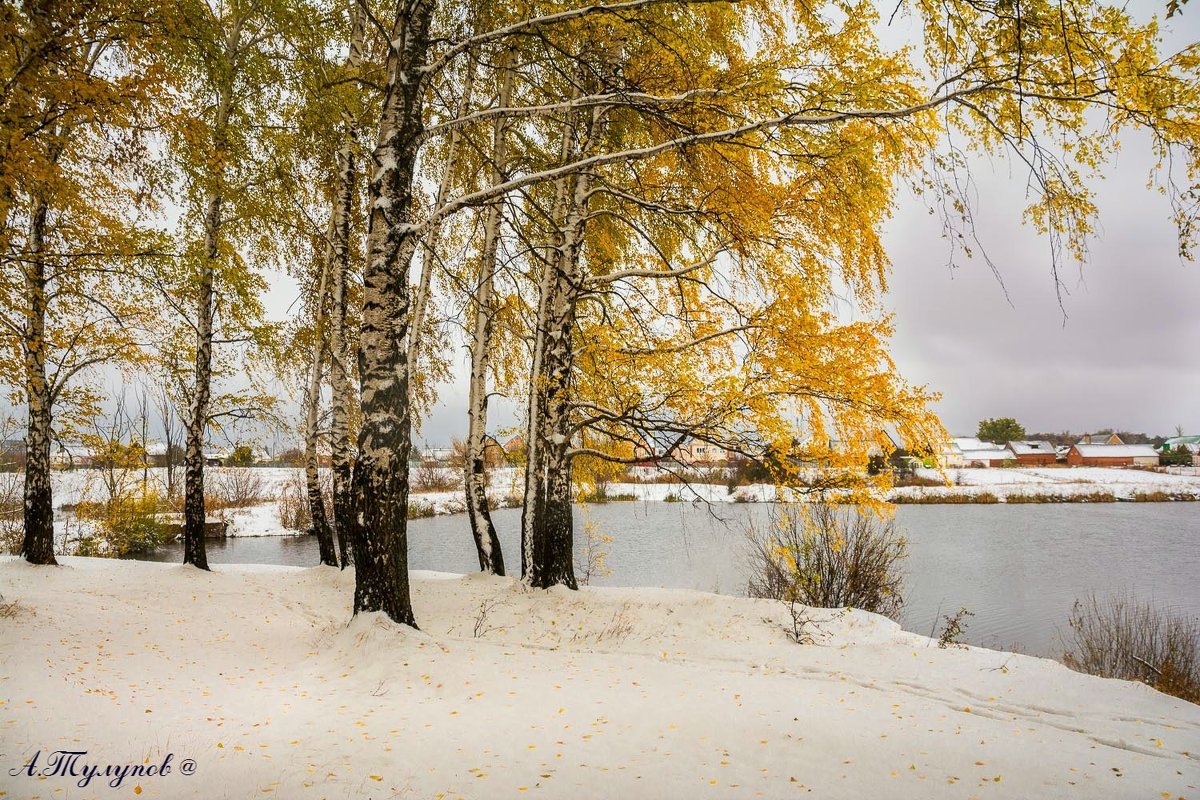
(327, 0), (365, 570)
(182, 61), (235, 570)
(464, 63), (513, 576)
(303, 241), (338, 566)
(347, 0), (435, 625)
(21, 199), (56, 565)
(520, 113), (596, 588)
(183, 184), (219, 571)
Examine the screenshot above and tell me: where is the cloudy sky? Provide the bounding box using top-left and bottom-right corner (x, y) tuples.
(882, 135), (1199, 438)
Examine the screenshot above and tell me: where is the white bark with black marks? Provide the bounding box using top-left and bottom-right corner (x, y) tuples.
(348, 0), (436, 626)
(464, 60), (513, 576)
(21, 199), (56, 565)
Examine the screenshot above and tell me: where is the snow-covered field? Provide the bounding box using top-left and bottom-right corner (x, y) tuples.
(0, 557), (1196, 798)
(891, 466), (1200, 502)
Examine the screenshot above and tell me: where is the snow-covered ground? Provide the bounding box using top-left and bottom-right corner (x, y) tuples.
(0, 557), (1196, 798)
(891, 466), (1200, 502)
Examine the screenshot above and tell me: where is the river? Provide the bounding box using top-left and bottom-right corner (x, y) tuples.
(143, 502), (1200, 657)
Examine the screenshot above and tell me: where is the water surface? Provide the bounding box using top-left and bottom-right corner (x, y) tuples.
(145, 502), (1200, 656)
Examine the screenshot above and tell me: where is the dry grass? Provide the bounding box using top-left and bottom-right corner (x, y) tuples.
(892, 474), (945, 488)
(1006, 491), (1117, 503)
(1131, 490), (1199, 502)
(1062, 593), (1199, 704)
(891, 491), (999, 504)
(746, 503), (907, 620)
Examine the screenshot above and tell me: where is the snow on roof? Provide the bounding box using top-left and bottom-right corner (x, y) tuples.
(961, 448), (1013, 461)
(1164, 435), (1200, 447)
(1008, 440), (1056, 455)
(953, 437), (1006, 452)
(1071, 444), (1160, 458)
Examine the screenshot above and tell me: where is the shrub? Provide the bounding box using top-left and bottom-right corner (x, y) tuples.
(578, 517), (613, 585)
(277, 472), (333, 532)
(937, 607), (974, 649)
(207, 468), (267, 509)
(412, 461), (459, 492)
(1062, 593), (1199, 703)
(73, 491), (173, 558)
(893, 474), (945, 488)
(746, 503), (907, 620)
(0, 472), (20, 555)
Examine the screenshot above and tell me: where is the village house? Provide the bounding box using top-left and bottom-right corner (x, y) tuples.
(1007, 440), (1058, 466)
(1077, 432), (1125, 445)
(953, 437), (1013, 467)
(1066, 443), (1160, 467)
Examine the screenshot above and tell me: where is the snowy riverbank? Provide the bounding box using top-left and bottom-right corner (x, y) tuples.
(12, 464), (1200, 542)
(0, 557), (1196, 798)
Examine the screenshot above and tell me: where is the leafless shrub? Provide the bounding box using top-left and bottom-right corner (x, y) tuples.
(412, 461), (458, 492)
(1062, 593), (1199, 703)
(746, 503), (907, 620)
(472, 597), (509, 638)
(208, 468), (267, 509)
(892, 474), (944, 488)
(277, 472), (332, 532)
(0, 472), (21, 554)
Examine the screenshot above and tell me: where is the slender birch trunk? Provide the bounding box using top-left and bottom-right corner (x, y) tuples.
(464, 63), (513, 575)
(183, 184), (219, 571)
(21, 198), (56, 565)
(182, 61), (235, 570)
(303, 239), (337, 566)
(406, 59), (475, 407)
(521, 110), (597, 588)
(328, 0), (364, 569)
(348, 0), (435, 625)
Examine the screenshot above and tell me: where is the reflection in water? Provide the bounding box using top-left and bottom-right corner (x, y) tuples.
(142, 502), (1200, 657)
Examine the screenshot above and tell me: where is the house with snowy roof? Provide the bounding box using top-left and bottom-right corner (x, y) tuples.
(1066, 443), (1159, 467)
(952, 437), (1013, 467)
(1007, 440), (1058, 466)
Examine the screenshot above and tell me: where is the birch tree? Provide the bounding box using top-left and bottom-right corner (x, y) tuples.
(0, 0), (166, 565)
(347, 0), (1199, 619)
(164, 0), (309, 569)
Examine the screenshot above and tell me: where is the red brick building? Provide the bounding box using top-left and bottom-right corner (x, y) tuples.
(1007, 440), (1058, 466)
(1066, 444), (1160, 467)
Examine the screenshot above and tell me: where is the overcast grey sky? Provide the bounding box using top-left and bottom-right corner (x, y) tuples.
(882, 134), (1199, 437)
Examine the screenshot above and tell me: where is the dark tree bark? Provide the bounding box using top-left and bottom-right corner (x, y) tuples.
(21, 199), (57, 565)
(346, 0), (436, 625)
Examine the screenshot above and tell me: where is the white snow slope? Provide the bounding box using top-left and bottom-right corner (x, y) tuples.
(1, 557), (1196, 799)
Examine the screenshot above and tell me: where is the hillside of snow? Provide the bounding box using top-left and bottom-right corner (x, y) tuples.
(1, 557), (1197, 798)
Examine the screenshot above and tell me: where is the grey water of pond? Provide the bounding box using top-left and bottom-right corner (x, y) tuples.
(143, 502), (1200, 657)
